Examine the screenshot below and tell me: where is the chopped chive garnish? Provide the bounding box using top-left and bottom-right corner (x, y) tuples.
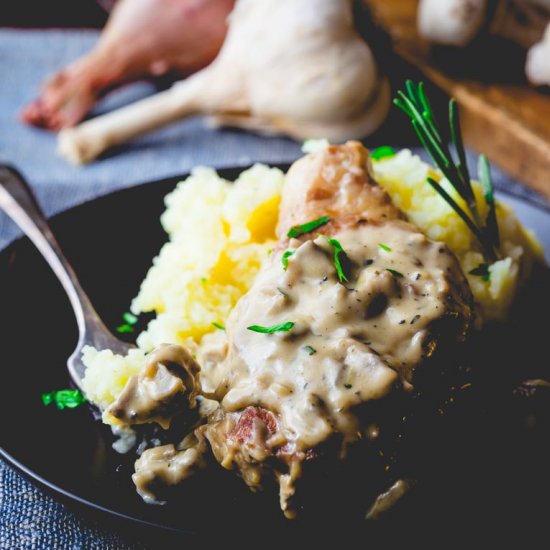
(469, 263), (491, 282)
(386, 268), (404, 278)
(247, 321), (295, 334)
(200, 277), (207, 284)
(371, 145), (396, 160)
(379, 243), (392, 252)
(410, 314), (421, 325)
(344, 383), (353, 389)
(394, 80), (500, 260)
(212, 322), (225, 331)
(303, 345), (317, 355)
(267, 248), (274, 256)
(327, 238), (350, 283)
(122, 312), (138, 325)
(282, 250), (295, 271)
(287, 216), (330, 238)
(42, 389), (86, 410)
(117, 311), (138, 333)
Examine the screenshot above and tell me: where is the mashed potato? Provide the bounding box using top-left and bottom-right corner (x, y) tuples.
(373, 149), (543, 321)
(82, 147), (543, 413)
(83, 163), (284, 412)
(132, 164), (284, 350)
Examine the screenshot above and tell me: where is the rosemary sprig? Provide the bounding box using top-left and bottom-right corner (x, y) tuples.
(478, 154), (500, 250)
(394, 81), (499, 261)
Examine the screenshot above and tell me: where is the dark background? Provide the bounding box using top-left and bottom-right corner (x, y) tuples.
(2, 0), (108, 28)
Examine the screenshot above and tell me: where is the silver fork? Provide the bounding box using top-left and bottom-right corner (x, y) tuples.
(0, 165), (134, 388)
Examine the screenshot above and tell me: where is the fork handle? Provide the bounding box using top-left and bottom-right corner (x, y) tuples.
(0, 165), (104, 339)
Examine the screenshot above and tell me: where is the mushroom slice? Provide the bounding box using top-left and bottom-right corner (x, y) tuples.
(107, 343), (202, 429)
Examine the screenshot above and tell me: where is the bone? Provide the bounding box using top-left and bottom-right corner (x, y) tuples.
(57, 0), (389, 165)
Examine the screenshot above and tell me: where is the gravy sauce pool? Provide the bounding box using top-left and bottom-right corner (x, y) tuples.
(208, 220), (471, 451)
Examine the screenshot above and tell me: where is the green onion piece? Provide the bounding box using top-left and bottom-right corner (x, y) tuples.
(42, 389), (86, 410)
(303, 345), (317, 356)
(282, 250), (295, 271)
(122, 312), (138, 325)
(247, 321), (295, 334)
(116, 324), (134, 333)
(287, 216), (330, 238)
(212, 322), (225, 331)
(371, 146), (396, 160)
(327, 238), (350, 283)
(469, 263), (491, 282)
(386, 268), (404, 278)
(378, 243), (392, 252)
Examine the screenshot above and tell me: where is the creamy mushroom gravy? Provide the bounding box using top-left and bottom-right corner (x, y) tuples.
(109, 141), (476, 516)
(207, 219), (472, 452)
(133, 432), (209, 505)
(107, 344), (202, 429)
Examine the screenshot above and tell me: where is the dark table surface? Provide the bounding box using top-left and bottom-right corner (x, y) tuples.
(1, 25), (549, 550)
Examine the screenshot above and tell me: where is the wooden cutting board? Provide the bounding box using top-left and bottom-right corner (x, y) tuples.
(364, 0), (550, 201)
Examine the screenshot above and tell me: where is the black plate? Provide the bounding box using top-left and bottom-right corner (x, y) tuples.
(1, 167), (550, 544)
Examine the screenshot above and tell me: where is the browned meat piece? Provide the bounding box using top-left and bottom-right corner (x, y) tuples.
(20, 0), (234, 131)
(127, 142), (474, 517)
(276, 142), (404, 242)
